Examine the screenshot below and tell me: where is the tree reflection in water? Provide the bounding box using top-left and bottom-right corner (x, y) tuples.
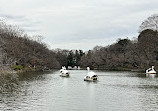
(0, 73), (20, 97)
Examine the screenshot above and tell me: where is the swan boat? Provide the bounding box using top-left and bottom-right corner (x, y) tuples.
(146, 66), (156, 74)
(60, 66), (70, 77)
(84, 67), (98, 81)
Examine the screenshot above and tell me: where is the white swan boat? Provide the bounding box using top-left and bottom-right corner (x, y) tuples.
(146, 66), (156, 74)
(60, 66), (70, 77)
(84, 67), (98, 81)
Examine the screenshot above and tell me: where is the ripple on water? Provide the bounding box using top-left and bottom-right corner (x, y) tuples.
(1, 70), (158, 111)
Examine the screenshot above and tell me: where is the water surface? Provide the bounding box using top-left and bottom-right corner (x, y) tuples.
(1, 70), (158, 111)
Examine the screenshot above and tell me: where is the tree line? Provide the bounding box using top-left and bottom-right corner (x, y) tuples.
(0, 14), (158, 72)
(0, 20), (84, 71)
(80, 14), (158, 70)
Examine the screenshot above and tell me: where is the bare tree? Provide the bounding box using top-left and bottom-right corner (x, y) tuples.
(139, 14), (158, 33)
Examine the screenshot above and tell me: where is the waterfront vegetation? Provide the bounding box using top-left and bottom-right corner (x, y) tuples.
(0, 14), (158, 73)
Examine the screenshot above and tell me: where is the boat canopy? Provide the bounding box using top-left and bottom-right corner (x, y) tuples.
(87, 71), (96, 77)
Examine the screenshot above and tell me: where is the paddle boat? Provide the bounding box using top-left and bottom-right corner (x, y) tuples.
(146, 66), (156, 74)
(60, 66), (70, 77)
(84, 67), (98, 81)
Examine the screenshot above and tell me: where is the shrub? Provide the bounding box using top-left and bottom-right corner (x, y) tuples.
(11, 65), (23, 71)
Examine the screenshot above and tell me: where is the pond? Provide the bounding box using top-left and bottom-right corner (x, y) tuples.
(1, 70), (158, 111)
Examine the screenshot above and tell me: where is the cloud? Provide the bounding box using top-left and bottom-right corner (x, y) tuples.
(0, 0), (158, 51)
(0, 14), (26, 20)
(0, 13), (42, 35)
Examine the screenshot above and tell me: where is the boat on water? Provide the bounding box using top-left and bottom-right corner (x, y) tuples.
(60, 66), (70, 77)
(84, 67), (98, 81)
(146, 66), (156, 74)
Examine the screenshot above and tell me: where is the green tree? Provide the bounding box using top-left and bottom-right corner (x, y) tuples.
(67, 50), (75, 67)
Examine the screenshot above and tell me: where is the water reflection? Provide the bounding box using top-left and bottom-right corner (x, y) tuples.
(18, 71), (50, 81)
(0, 73), (21, 110)
(85, 82), (96, 111)
(146, 74), (156, 78)
(1, 70), (158, 111)
(0, 71), (57, 110)
(0, 73), (20, 96)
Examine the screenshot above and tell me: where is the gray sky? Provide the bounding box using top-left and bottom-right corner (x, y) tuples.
(0, 0), (158, 51)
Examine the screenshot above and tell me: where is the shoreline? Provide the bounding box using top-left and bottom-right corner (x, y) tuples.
(0, 66), (146, 75)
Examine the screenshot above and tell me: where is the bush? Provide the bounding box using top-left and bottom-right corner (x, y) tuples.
(11, 65), (23, 71)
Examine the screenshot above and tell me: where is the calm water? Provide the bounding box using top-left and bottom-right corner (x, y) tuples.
(1, 70), (158, 111)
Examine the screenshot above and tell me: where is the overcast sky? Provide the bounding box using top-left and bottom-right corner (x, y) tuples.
(0, 0), (158, 51)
